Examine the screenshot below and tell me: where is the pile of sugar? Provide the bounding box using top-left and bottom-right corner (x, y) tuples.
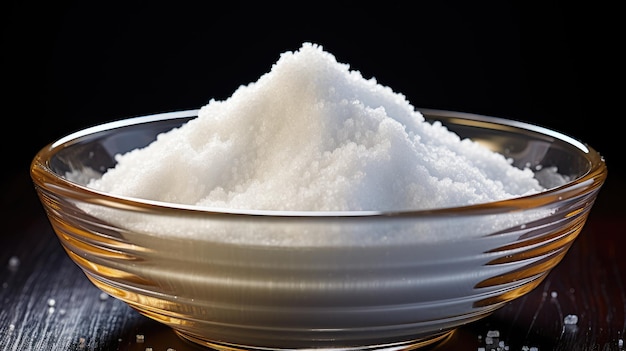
(87, 42), (546, 212)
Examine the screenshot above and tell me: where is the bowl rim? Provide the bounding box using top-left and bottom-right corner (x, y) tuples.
(30, 108), (607, 218)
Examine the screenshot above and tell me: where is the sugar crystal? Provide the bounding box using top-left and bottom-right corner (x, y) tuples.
(486, 330), (500, 338)
(564, 314), (578, 325)
(8, 256), (20, 270)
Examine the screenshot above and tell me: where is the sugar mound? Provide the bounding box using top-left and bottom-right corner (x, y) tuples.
(88, 42), (544, 211)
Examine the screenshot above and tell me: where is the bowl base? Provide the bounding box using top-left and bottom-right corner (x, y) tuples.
(174, 329), (454, 351)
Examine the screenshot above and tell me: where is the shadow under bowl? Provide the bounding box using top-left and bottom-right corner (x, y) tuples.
(30, 109), (607, 350)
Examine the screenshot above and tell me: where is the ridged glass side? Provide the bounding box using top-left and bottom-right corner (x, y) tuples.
(31, 109), (607, 350)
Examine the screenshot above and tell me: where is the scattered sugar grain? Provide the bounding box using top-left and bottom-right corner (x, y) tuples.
(99, 292), (109, 300)
(8, 256), (20, 271)
(486, 330), (500, 338)
(618, 338), (623, 348)
(136, 334), (145, 343)
(145, 348), (153, 351)
(550, 291), (558, 298)
(47, 298), (56, 314)
(564, 314), (578, 325)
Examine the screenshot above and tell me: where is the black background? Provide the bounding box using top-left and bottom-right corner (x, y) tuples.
(3, 1), (621, 184)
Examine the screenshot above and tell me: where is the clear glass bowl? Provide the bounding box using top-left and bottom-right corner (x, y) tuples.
(30, 109), (607, 350)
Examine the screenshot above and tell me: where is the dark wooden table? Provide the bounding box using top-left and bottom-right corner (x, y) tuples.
(2, 168), (625, 351)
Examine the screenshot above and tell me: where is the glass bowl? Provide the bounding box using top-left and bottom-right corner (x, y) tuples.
(30, 109), (607, 350)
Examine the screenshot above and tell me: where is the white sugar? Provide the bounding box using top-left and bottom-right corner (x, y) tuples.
(99, 292), (109, 300)
(564, 314), (578, 325)
(486, 330), (500, 338)
(75, 43), (567, 246)
(8, 256), (20, 270)
(88, 42), (548, 212)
